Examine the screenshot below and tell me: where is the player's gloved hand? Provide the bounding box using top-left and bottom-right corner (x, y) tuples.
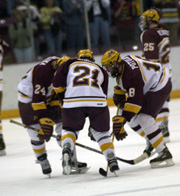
(113, 86), (126, 108)
(112, 115), (128, 141)
(88, 126), (96, 141)
(38, 118), (55, 142)
(47, 100), (62, 122)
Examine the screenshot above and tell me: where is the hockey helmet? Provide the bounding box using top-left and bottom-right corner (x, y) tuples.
(77, 49), (95, 62)
(56, 56), (71, 67)
(101, 49), (122, 78)
(52, 56), (71, 70)
(139, 8), (161, 31)
(101, 49), (122, 67)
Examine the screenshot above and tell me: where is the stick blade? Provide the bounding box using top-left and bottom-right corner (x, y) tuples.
(99, 168), (107, 177)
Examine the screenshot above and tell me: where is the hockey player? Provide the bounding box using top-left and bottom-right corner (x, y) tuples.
(0, 36), (10, 156)
(139, 8), (172, 142)
(52, 49), (119, 175)
(101, 49), (174, 168)
(18, 56), (87, 176)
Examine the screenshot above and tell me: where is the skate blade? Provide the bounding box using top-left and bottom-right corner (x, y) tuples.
(46, 173), (51, 178)
(113, 170), (119, 177)
(0, 150), (6, 156)
(71, 167), (90, 174)
(151, 159), (175, 168)
(163, 137), (170, 143)
(63, 153), (71, 175)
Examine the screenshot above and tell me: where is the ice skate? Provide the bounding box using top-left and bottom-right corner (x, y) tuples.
(150, 147), (174, 168)
(107, 153), (119, 176)
(0, 134), (6, 156)
(143, 140), (155, 157)
(160, 120), (170, 143)
(37, 154), (52, 177)
(71, 161), (89, 174)
(62, 143), (72, 175)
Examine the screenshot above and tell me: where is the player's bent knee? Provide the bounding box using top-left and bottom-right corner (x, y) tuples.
(138, 113), (158, 130)
(91, 128), (110, 142)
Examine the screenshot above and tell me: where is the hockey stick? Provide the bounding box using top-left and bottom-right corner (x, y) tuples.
(9, 119), (90, 174)
(99, 134), (115, 177)
(9, 119), (155, 165)
(99, 104), (121, 177)
(75, 142), (155, 165)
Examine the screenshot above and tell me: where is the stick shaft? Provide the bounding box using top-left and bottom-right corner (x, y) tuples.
(9, 119), (134, 164)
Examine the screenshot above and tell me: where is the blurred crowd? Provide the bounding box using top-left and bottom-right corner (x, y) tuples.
(0, 0), (180, 63)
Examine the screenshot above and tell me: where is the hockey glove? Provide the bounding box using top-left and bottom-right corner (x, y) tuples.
(47, 100), (62, 123)
(113, 86), (127, 108)
(38, 118), (55, 142)
(112, 115), (128, 141)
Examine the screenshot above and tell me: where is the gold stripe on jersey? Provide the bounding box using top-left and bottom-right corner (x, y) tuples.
(131, 56), (147, 83)
(53, 86), (66, 94)
(160, 67), (166, 83)
(149, 60), (159, 63)
(64, 99), (106, 103)
(32, 102), (47, 111)
(61, 133), (76, 144)
(152, 136), (163, 148)
(100, 142), (114, 152)
(158, 37), (168, 48)
(124, 103), (141, 114)
(20, 93), (30, 98)
(33, 147), (46, 154)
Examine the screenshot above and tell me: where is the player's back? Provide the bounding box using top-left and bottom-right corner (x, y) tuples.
(123, 55), (170, 94)
(64, 59), (108, 108)
(141, 24), (171, 70)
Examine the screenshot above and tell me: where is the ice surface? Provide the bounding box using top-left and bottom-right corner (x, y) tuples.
(1, 99), (180, 196)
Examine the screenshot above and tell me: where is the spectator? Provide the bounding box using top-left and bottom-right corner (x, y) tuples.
(155, 0), (180, 44)
(0, 35), (10, 156)
(113, 0), (135, 50)
(86, 0), (111, 52)
(40, 0), (64, 55)
(62, 0), (84, 55)
(132, 0), (141, 47)
(0, 0), (8, 17)
(15, 1), (42, 59)
(8, 9), (33, 63)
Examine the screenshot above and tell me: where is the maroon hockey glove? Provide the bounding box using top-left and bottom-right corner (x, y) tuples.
(38, 118), (55, 142)
(47, 100), (62, 123)
(112, 115), (128, 141)
(113, 86), (126, 108)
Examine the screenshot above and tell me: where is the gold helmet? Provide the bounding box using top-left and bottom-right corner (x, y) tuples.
(77, 49), (95, 62)
(101, 49), (122, 78)
(139, 8), (161, 31)
(56, 56), (71, 66)
(52, 56), (71, 70)
(101, 49), (122, 67)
